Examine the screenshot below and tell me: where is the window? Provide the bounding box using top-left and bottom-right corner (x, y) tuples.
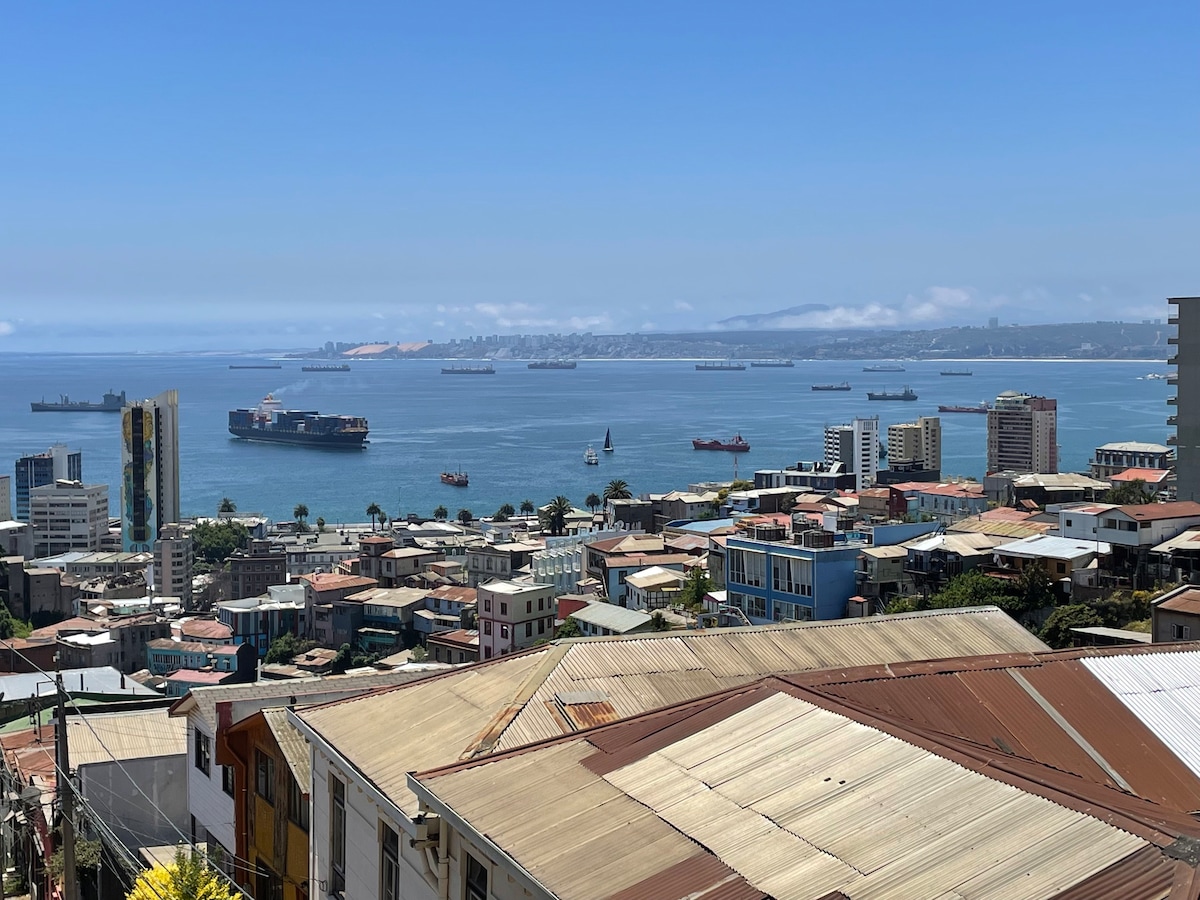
(1173, 624), (1191, 641)
(483, 620), (492, 635)
(525, 622), (532, 638)
(526, 600), (532, 614)
(538, 597), (544, 611)
(256, 751), (275, 803)
(538, 619), (545, 634)
(465, 853), (488, 900)
(500, 624), (509, 639)
(255, 865), (283, 900)
(381, 825), (400, 900)
(194, 729), (211, 776)
(221, 765), (235, 797)
(500, 602), (508, 615)
(483, 598), (491, 612)
(330, 777), (346, 893)
(289, 778), (309, 831)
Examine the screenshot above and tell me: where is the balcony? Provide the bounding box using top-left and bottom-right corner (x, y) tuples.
(1169, 374), (1179, 384)
(1168, 415), (1178, 426)
(1169, 355), (1179, 366)
(1170, 316), (1180, 325)
(1168, 435), (1178, 445)
(1170, 335), (1179, 345)
(1169, 396), (1177, 405)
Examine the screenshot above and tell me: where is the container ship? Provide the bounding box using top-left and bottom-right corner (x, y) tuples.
(811, 382), (851, 391)
(228, 395), (368, 448)
(867, 387), (918, 401)
(527, 360), (577, 369)
(750, 359), (794, 368)
(302, 364), (351, 372)
(695, 361), (746, 371)
(863, 364), (906, 372)
(693, 433), (750, 452)
(31, 390), (126, 412)
(940, 370), (973, 376)
(442, 365), (496, 375)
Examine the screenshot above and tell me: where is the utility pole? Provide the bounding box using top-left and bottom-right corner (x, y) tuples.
(55, 663), (78, 900)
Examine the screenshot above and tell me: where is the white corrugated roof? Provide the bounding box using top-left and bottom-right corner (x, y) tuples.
(569, 602), (653, 633)
(68, 709), (187, 768)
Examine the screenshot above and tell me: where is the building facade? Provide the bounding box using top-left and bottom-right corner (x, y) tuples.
(986, 391), (1057, 474)
(153, 523), (194, 607)
(1090, 441), (1173, 479)
(887, 416), (941, 476)
(14, 444), (81, 523)
(28, 480), (109, 557)
(121, 390), (180, 552)
(0, 474), (10, 521)
(476, 581), (555, 659)
(228, 540), (288, 600)
(824, 416), (879, 491)
(1170, 296), (1199, 501)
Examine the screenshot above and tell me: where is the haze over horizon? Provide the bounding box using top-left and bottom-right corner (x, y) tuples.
(2, 2), (1197, 352)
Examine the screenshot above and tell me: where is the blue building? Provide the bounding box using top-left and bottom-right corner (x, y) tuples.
(726, 521), (939, 623)
(15, 444), (81, 523)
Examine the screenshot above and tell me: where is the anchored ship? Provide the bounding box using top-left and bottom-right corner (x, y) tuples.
(867, 386), (918, 401)
(229, 364), (282, 369)
(750, 359), (794, 368)
(31, 390), (126, 412)
(811, 382), (851, 392)
(527, 360), (577, 369)
(938, 402), (991, 414)
(228, 395), (368, 448)
(302, 364), (351, 372)
(863, 364), (906, 372)
(441, 365), (496, 375)
(693, 433), (750, 452)
(940, 369), (973, 376)
(440, 470), (469, 486)
(696, 361), (746, 371)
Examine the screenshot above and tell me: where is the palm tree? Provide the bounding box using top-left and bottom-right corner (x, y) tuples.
(293, 503), (309, 532)
(497, 503), (516, 519)
(316, 516), (326, 533)
(545, 495), (572, 537)
(585, 493), (602, 513)
(378, 511), (389, 530)
(603, 480), (632, 503)
(218, 497), (237, 514)
(366, 502), (383, 532)
(520, 499), (535, 516)
(457, 508), (474, 526)
(434, 505), (448, 520)
(1107, 478), (1158, 506)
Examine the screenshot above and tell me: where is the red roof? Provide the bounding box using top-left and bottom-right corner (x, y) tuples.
(1111, 468), (1171, 484)
(301, 573), (378, 592)
(428, 585), (477, 603)
(180, 619), (233, 641)
(1118, 501), (1200, 521)
(163, 669), (236, 685)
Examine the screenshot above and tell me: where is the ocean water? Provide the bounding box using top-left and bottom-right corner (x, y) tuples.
(0, 355), (1171, 525)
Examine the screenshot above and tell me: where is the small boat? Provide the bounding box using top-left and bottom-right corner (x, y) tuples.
(866, 386), (918, 401)
(811, 382), (851, 392)
(938, 402), (991, 414)
(440, 470), (469, 486)
(527, 360), (577, 369)
(603, 428), (614, 452)
(863, 364), (905, 373)
(692, 434), (750, 452)
(940, 370), (973, 376)
(302, 364), (351, 372)
(695, 361), (746, 371)
(1139, 373), (1168, 381)
(441, 365), (496, 375)
(750, 359), (794, 368)
(584, 446), (599, 465)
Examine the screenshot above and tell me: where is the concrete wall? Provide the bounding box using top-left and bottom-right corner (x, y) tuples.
(80, 755), (188, 851)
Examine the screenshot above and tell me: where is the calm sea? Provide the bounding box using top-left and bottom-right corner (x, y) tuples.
(0, 355), (1171, 525)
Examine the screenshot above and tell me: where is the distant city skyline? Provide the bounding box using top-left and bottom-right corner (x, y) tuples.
(1, 2), (1197, 352)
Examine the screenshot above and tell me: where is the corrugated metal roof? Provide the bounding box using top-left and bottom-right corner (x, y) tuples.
(414, 689), (1159, 900)
(261, 707), (311, 790)
(67, 709), (187, 768)
(569, 602), (653, 632)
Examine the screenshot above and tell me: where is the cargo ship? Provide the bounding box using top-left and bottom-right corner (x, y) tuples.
(302, 364), (351, 372)
(693, 433), (750, 452)
(31, 390), (126, 412)
(940, 369), (973, 376)
(440, 470), (469, 486)
(228, 395), (368, 448)
(441, 365), (495, 375)
(695, 361), (746, 371)
(229, 364), (282, 369)
(863, 364), (906, 373)
(527, 360), (577, 369)
(750, 359), (794, 368)
(811, 382), (851, 391)
(867, 387), (918, 401)
(938, 402), (991, 414)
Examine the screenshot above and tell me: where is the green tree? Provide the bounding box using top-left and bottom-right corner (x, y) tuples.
(434, 505), (448, 520)
(293, 503), (309, 532)
(1039, 604), (1104, 649)
(457, 508), (474, 526)
(543, 496), (573, 536)
(556, 616), (582, 639)
(217, 497), (237, 514)
(603, 480), (631, 503)
(409, 645), (428, 662)
(649, 611), (670, 631)
(331, 642), (353, 674)
(520, 499), (535, 515)
(191, 520), (251, 564)
(679, 567), (713, 610)
(1106, 478), (1158, 506)
(494, 503), (515, 523)
(315, 516), (326, 533)
(378, 512), (389, 529)
(585, 493), (602, 513)
(264, 632), (317, 665)
(930, 570), (1016, 611)
(128, 848), (237, 900)
(366, 502), (382, 531)
(1016, 565), (1056, 614)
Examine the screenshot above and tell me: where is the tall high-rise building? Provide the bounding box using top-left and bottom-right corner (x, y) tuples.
(153, 523), (194, 608)
(824, 416), (879, 491)
(121, 390), (180, 552)
(14, 444), (82, 523)
(29, 479), (109, 557)
(1170, 296), (1200, 501)
(887, 416), (942, 475)
(986, 391), (1057, 475)
(0, 474), (11, 521)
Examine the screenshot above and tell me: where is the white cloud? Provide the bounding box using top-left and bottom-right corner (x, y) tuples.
(0, 321), (15, 336)
(673, 300), (693, 311)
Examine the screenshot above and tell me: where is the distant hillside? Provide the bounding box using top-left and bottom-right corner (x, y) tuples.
(715, 304), (831, 330)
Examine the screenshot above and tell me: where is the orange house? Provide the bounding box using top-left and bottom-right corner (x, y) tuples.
(223, 708), (310, 900)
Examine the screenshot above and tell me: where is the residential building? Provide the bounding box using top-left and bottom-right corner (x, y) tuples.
(910, 481), (987, 523)
(646, 490), (719, 530)
(1151, 585), (1200, 642)
(1109, 467), (1172, 493)
(18, 566), (77, 622)
(354, 586), (433, 637)
(427, 629), (479, 664)
(992, 534), (1112, 581)
(824, 416), (879, 491)
(530, 529), (632, 595)
(301, 572), (377, 642)
(412, 585), (478, 640)
(28, 479), (109, 557)
(584, 533), (701, 605)
(1059, 501), (1200, 586)
(604, 497), (654, 532)
(290, 607), (1046, 900)
(14, 444), (81, 523)
(146, 638), (257, 679)
(569, 600), (654, 637)
(986, 391), (1057, 474)
(465, 540), (540, 587)
(224, 708), (310, 900)
(121, 390), (180, 552)
(854, 545), (910, 603)
(985, 471), (1110, 506)
(476, 580), (555, 659)
(904, 532), (1006, 596)
(755, 461), (857, 494)
(623, 565), (687, 611)
(1170, 296), (1200, 500)
(726, 532), (863, 622)
(228, 539), (288, 600)
(0, 520), (33, 558)
(0, 474), (10, 520)
(217, 584), (306, 658)
(1091, 440), (1174, 479)
(56, 614), (172, 674)
(886, 415), (941, 476)
(153, 523), (194, 607)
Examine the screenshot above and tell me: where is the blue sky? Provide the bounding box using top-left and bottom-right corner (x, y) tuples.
(1, 2), (1197, 350)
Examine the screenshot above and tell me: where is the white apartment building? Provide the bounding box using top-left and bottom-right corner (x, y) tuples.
(986, 391), (1057, 474)
(29, 479), (109, 557)
(887, 416), (941, 474)
(476, 580), (555, 659)
(824, 416), (879, 491)
(153, 523), (194, 607)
